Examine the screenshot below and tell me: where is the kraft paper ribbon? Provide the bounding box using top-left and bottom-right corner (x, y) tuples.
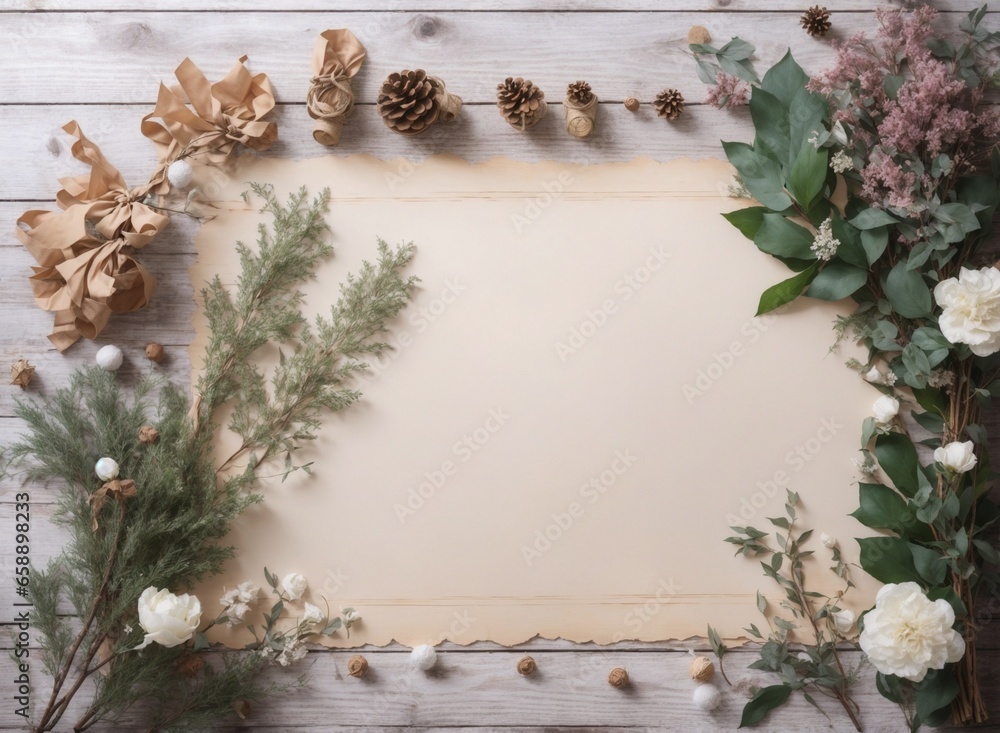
(142, 55), (277, 168)
(15, 122), (165, 350)
(307, 29), (367, 146)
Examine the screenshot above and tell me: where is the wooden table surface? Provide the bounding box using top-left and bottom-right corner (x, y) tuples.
(2, 1), (999, 731)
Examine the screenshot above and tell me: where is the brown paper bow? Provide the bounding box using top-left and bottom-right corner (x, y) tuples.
(307, 29), (367, 146)
(89, 478), (138, 531)
(15, 122), (165, 350)
(142, 55), (277, 168)
(28, 238), (156, 351)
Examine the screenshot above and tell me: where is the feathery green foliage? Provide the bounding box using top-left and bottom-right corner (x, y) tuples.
(6, 185), (415, 731)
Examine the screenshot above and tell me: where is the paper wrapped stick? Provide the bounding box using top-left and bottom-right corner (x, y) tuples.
(307, 29), (367, 146)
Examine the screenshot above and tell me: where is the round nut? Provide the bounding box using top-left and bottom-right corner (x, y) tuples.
(608, 667), (629, 687)
(145, 342), (165, 363)
(687, 25), (711, 45)
(689, 655), (715, 683)
(624, 96), (640, 112)
(347, 654), (369, 678)
(517, 655), (537, 675)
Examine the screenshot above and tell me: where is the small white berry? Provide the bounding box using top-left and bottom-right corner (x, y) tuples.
(95, 457), (119, 481)
(410, 644), (437, 671)
(693, 683), (722, 711)
(95, 344), (123, 371)
(167, 159), (194, 189)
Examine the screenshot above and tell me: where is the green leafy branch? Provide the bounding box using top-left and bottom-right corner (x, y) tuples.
(718, 491), (862, 731)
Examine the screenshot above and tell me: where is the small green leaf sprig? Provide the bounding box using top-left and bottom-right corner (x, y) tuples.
(710, 491), (862, 731)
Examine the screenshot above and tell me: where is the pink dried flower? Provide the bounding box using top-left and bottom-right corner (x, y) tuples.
(705, 72), (750, 109)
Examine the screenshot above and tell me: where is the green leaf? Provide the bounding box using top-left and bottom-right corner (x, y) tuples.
(851, 483), (934, 542)
(788, 144), (828, 211)
(913, 387), (948, 416)
(755, 214), (816, 260)
(723, 141), (793, 211)
(760, 51), (809, 108)
(858, 537), (923, 584)
(915, 668), (960, 722)
(850, 209), (898, 230)
(910, 543), (947, 585)
(861, 227), (889, 264)
(876, 672), (905, 704)
(724, 206), (768, 240)
(193, 632), (209, 651)
(740, 685), (793, 728)
(805, 261), (867, 302)
(875, 432), (921, 498)
(750, 88), (792, 166)
(756, 263), (820, 315)
(884, 263), (932, 318)
(830, 215), (867, 270)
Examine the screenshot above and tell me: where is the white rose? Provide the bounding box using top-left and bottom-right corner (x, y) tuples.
(821, 532), (837, 548)
(226, 602), (250, 624)
(135, 586), (201, 650)
(859, 582), (965, 682)
(832, 609), (855, 634)
(282, 573), (308, 601)
(303, 602), (325, 625)
(235, 581), (259, 604)
(934, 440), (977, 474)
(872, 395), (899, 424)
(934, 267), (1000, 357)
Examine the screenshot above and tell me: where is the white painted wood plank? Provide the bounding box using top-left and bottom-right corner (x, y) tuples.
(0, 10), (964, 105)
(1, 1), (991, 12)
(0, 643), (998, 731)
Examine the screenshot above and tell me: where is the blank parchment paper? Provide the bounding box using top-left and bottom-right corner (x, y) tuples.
(190, 154), (880, 647)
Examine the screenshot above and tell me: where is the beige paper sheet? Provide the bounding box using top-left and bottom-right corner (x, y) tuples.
(191, 154), (881, 648)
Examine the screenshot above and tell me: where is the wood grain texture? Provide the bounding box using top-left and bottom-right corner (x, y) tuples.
(3, 4), (1000, 732)
(0, 10), (983, 106)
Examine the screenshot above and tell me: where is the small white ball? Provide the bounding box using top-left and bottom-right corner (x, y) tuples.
(96, 344), (124, 372)
(95, 457), (120, 482)
(410, 644), (437, 671)
(167, 159), (194, 189)
(693, 683), (722, 711)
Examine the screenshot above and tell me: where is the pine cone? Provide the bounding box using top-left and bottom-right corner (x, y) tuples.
(654, 88), (685, 120)
(497, 77), (547, 130)
(566, 80), (594, 107)
(801, 6), (832, 37)
(377, 69), (441, 135)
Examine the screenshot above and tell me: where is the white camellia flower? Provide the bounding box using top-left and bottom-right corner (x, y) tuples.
(859, 582), (965, 682)
(282, 573), (308, 601)
(934, 440), (977, 474)
(832, 609), (855, 634)
(872, 395), (900, 424)
(934, 266), (1000, 357)
(135, 587), (202, 649)
(303, 602), (325, 625)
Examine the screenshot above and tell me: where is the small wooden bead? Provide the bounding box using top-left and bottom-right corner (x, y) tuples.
(347, 654), (369, 677)
(517, 655), (537, 675)
(624, 97), (640, 112)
